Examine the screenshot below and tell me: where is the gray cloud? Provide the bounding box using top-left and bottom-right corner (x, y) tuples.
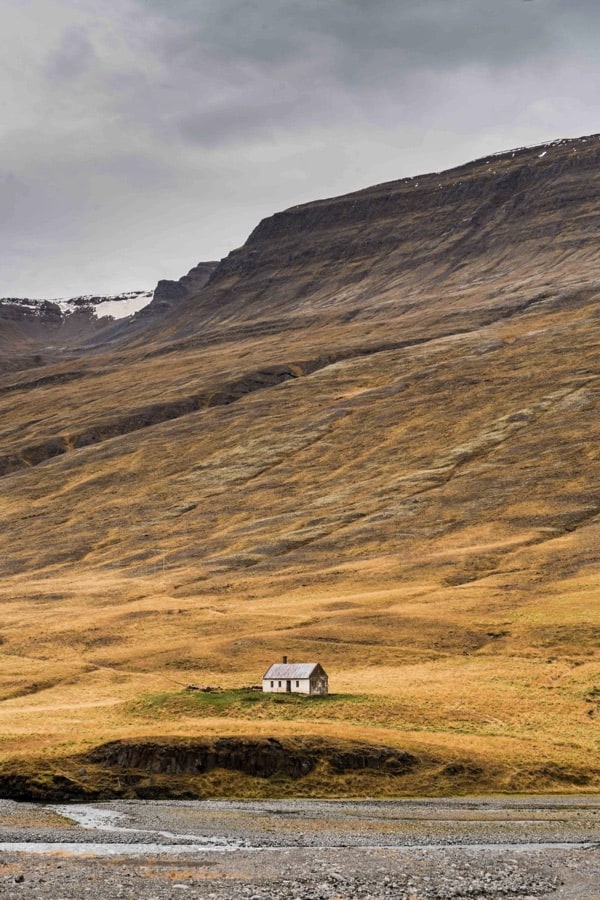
(0, 0), (598, 297)
(46, 26), (96, 80)
(126, 0), (600, 146)
(147, 0), (580, 74)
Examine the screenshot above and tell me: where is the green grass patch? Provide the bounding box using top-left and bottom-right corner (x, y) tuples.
(127, 688), (367, 721)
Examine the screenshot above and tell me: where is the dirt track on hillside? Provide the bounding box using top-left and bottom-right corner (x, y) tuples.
(0, 796), (598, 898)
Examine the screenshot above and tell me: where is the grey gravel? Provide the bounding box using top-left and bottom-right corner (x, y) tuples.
(0, 796), (598, 898)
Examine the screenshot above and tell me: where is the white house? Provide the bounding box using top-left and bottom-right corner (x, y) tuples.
(262, 656), (328, 695)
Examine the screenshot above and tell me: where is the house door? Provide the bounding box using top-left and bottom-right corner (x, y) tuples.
(286, 680), (291, 692)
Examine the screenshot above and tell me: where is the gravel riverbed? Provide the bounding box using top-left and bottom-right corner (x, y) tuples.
(0, 796), (598, 898)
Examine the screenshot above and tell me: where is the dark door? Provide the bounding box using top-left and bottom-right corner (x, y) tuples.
(286, 680), (291, 692)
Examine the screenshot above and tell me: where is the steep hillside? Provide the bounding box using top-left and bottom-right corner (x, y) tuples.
(0, 135), (598, 795)
(159, 135), (600, 339)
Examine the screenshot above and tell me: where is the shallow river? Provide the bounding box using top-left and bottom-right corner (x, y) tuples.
(0, 797), (598, 897)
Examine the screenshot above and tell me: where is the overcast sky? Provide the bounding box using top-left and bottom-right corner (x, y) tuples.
(1, 0), (599, 298)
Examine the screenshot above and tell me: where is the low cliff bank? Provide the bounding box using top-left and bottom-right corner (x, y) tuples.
(0, 736), (596, 802)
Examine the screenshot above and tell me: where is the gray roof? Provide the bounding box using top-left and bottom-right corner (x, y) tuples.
(263, 662), (323, 680)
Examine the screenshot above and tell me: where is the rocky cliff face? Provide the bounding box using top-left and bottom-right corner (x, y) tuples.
(89, 737), (417, 779)
(166, 135), (600, 338)
(0, 738), (419, 800)
(139, 262), (219, 316)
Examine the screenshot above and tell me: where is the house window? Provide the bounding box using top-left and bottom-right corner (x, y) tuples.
(278, 681), (281, 687)
(270, 681), (274, 688)
(296, 681), (299, 687)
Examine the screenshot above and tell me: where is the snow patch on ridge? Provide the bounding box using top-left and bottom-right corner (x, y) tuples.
(65, 290), (155, 319)
(0, 290), (155, 320)
(481, 133), (599, 166)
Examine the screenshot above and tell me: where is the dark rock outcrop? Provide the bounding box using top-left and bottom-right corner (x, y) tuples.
(139, 261), (219, 317)
(329, 746), (417, 774)
(87, 737), (418, 781)
(150, 279), (188, 309)
(0, 772), (97, 802)
(89, 737), (316, 779)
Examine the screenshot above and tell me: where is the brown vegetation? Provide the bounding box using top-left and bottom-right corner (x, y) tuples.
(0, 135), (599, 796)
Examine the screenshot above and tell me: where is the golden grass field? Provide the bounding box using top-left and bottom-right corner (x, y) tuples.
(0, 138), (599, 795)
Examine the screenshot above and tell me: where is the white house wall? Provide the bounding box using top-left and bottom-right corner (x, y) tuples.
(262, 677), (312, 694)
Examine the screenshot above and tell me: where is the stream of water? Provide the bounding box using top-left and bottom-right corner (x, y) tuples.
(0, 800), (596, 858)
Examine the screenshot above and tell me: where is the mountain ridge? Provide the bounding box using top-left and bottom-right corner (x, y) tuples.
(145, 131), (600, 348)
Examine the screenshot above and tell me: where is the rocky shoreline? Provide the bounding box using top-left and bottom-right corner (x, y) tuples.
(0, 797), (598, 898)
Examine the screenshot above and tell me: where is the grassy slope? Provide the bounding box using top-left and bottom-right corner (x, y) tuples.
(0, 142), (599, 794)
